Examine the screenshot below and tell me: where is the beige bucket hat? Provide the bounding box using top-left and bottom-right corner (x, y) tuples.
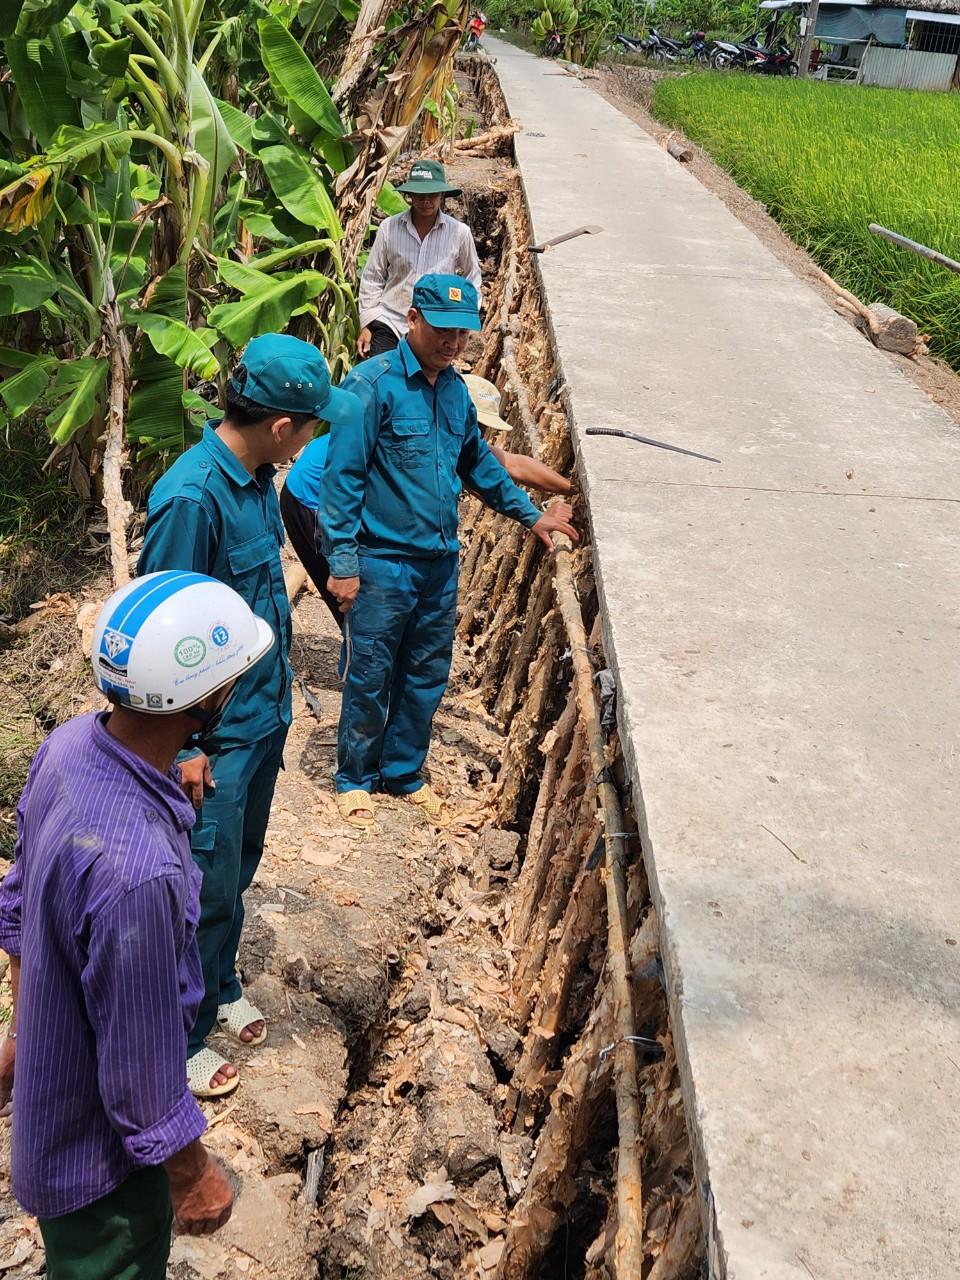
(464, 374), (510, 432)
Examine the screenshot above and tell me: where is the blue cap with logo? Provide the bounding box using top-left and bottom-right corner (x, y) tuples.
(412, 273), (482, 331)
(230, 333), (359, 425)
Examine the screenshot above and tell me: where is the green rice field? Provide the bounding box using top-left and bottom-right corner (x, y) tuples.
(652, 75), (960, 369)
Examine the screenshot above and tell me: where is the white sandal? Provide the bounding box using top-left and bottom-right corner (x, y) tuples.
(217, 995), (267, 1047)
(187, 1046), (240, 1099)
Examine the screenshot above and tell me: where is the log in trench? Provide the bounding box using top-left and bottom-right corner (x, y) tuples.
(312, 58), (707, 1280)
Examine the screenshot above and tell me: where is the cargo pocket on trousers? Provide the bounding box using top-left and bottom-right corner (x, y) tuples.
(190, 820), (218, 875)
(345, 629), (376, 680)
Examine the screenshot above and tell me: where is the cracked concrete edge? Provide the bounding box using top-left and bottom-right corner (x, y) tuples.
(486, 71), (730, 1278)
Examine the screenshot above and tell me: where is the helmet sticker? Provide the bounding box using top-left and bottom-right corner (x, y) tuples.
(210, 624), (231, 648)
(174, 636), (207, 668)
(146, 693), (163, 709)
(100, 628), (133, 667)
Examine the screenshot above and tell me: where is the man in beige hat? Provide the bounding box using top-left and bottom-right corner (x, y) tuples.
(358, 158), (482, 359)
(465, 372), (573, 496)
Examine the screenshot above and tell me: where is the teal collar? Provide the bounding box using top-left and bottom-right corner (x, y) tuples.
(398, 339), (456, 387)
(202, 421), (276, 488)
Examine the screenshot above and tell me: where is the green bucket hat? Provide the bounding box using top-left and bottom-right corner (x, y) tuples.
(396, 158), (461, 197)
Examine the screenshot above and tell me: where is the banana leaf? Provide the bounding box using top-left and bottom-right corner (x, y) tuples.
(46, 357), (109, 445)
(43, 122), (135, 176)
(259, 143), (343, 240)
(4, 29), (84, 147)
(191, 69), (237, 229)
(377, 181), (408, 216)
(0, 260), (60, 315)
(10, 0), (76, 39)
(208, 270), (333, 346)
(215, 98), (257, 154)
(137, 312), (221, 380)
(127, 267), (189, 459)
(0, 354), (56, 416)
(217, 258), (277, 295)
(90, 36), (133, 79)
(0, 346), (37, 371)
(0, 0), (26, 38)
(259, 15), (345, 139)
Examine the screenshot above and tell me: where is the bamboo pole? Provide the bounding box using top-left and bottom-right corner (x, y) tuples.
(551, 533), (645, 1277)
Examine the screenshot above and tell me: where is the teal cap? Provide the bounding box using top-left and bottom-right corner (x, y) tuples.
(230, 333), (358, 425)
(412, 273), (481, 331)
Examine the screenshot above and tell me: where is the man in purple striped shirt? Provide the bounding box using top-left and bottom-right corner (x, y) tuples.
(0, 572), (274, 1277)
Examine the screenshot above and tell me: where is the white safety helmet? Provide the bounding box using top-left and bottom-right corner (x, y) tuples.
(92, 571), (275, 714)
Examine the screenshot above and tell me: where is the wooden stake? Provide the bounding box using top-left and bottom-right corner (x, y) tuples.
(508, 716), (585, 948)
(494, 562), (552, 725)
(551, 535), (646, 1277)
(511, 798), (598, 1033)
(508, 848), (605, 1122)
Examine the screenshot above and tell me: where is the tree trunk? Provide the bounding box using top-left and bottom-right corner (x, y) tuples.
(101, 278), (134, 588)
(863, 303), (918, 354)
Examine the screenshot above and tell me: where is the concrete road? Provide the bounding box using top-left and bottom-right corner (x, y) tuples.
(490, 39), (960, 1280)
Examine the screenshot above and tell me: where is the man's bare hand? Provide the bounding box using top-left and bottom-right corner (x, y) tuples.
(167, 1143), (234, 1237)
(531, 507), (579, 552)
(327, 575), (360, 614)
(357, 327), (372, 358)
(0, 1035), (14, 1123)
(179, 754), (214, 809)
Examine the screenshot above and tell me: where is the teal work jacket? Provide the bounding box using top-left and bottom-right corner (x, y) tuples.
(137, 423), (292, 749)
(320, 340), (541, 579)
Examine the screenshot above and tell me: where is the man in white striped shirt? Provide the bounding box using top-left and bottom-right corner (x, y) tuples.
(357, 159), (482, 359)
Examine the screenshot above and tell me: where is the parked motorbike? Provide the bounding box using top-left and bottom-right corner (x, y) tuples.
(646, 27), (684, 61)
(615, 27), (707, 63)
(613, 32), (648, 55)
(709, 36), (762, 70)
(710, 31), (798, 74)
(682, 30), (708, 63)
(751, 37), (799, 74)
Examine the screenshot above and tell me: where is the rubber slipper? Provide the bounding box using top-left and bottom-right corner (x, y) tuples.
(403, 783), (447, 822)
(217, 994), (267, 1047)
(187, 1046), (240, 1099)
(336, 789), (376, 828)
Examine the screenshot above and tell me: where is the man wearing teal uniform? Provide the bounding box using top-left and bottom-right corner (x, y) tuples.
(320, 274), (577, 827)
(139, 334), (360, 1097)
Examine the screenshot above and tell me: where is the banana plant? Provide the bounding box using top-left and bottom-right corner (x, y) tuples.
(0, 1), (235, 582)
(532, 0), (580, 54)
(0, 0), (462, 586)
